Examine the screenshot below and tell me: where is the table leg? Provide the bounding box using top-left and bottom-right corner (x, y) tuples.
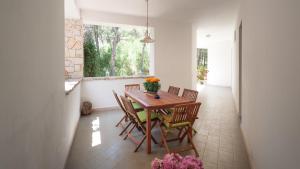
(188, 126), (192, 143)
(146, 109), (151, 154)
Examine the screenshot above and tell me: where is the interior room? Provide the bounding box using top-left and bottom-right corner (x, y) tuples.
(0, 0), (299, 169)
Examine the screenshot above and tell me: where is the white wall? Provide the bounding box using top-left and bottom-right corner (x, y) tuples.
(80, 10), (195, 108)
(198, 40), (233, 87)
(65, 0), (80, 19)
(191, 25), (198, 90)
(232, 8), (242, 113)
(0, 1), (78, 169)
(154, 20), (193, 90)
(81, 78), (145, 108)
(233, 0), (300, 169)
(63, 84), (81, 167)
(231, 4), (243, 114)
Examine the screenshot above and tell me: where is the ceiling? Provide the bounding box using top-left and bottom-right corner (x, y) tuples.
(76, 0), (240, 42)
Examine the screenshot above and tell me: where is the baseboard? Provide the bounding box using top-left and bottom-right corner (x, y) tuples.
(232, 98), (241, 118)
(93, 106), (121, 112)
(63, 114), (80, 169)
(240, 126), (256, 169)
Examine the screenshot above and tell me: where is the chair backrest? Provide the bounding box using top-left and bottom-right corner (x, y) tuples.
(120, 96), (139, 122)
(170, 102), (201, 125)
(168, 86), (180, 96)
(125, 84), (140, 91)
(188, 102), (201, 123)
(182, 89), (198, 102)
(112, 90), (127, 114)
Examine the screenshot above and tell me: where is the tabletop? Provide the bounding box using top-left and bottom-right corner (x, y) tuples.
(125, 90), (193, 109)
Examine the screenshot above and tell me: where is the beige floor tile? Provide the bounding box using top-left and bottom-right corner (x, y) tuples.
(66, 86), (251, 169)
(204, 149), (219, 164)
(204, 161), (218, 169)
(218, 150), (234, 166)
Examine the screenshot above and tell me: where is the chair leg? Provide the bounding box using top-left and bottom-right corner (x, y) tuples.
(140, 130), (157, 144)
(119, 121), (132, 136)
(179, 128), (188, 143)
(151, 120), (158, 144)
(141, 120), (158, 144)
(159, 122), (164, 147)
(180, 126), (196, 143)
(124, 124), (136, 140)
(193, 127), (198, 135)
(140, 127), (158, 145)
(151, 120), (157, 128)
(187, 128), (199, 157)
(151, 135), (158, 144)
(115, 115), (126, 127)
(134, 135), (146, 152)
(160, 136), (164, 147)
(159, 126), (170, 153)
(178, 127), (184, 138)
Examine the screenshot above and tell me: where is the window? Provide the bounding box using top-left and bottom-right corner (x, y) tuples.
(197, 48), (208, 81)
(197, 48), (208, 69)
(83, 23), (154, 77)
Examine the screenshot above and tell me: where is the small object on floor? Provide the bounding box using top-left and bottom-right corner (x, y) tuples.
(155, 94), (160, 99)
(81, 101), (93, 116)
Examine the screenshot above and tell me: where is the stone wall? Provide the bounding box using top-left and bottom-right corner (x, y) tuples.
(65, 19), (84, 79)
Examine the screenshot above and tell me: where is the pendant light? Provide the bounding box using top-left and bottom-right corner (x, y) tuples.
(141, 0), (155, 43)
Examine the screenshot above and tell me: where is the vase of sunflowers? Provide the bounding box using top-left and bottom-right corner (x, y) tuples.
(144, 77), (161, 96)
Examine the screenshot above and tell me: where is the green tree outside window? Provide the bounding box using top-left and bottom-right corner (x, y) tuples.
(83, 24), (150, 77)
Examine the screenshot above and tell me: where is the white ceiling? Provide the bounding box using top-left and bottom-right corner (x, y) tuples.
(65, 0), (80, 19)
(76, 0), (240, 42)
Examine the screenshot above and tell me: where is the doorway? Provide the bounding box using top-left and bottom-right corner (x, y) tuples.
(197, 48), (208, 81)
(238, 22), (243, 119)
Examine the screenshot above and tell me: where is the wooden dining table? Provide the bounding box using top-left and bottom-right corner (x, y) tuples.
(125, 90), (194, 154)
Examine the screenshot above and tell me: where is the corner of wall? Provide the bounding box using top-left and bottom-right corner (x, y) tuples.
(191, 24), (198, 90)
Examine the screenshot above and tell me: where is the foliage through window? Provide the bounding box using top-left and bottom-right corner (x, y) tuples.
(197, 48), (208, 69)
(197, 48), (208, 82)
(83, 24), (151, 77)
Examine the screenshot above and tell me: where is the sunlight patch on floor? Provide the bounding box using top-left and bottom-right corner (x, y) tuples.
(91, 117), (101, 147)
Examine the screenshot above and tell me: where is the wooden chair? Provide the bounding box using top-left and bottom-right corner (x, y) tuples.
(181, 89), (199, 135)
(159, 86), (180, 115)
(113, 90), (133, 136)
(179, 102), (202, 142)
(159, 102), (201, 157)
(125, 84), (143, 110)
(167, 86), (180, 96)
(182, 88), (198, 102)
(113, 90), (143, 136)
(163, 88), (198, 115)
(125, 84), (140, 91)
(120, 96), (159, 152)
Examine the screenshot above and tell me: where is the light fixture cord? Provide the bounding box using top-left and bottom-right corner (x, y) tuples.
(146, 0), (149, 35)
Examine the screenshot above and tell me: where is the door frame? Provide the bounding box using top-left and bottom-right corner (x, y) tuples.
(238, 22), (243, 119)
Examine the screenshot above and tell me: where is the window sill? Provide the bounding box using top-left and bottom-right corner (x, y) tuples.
(65, 78), (82, 95)
(83, 75), (153, 81)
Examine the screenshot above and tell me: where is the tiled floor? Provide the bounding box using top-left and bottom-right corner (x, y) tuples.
(66, 86), (251, 169)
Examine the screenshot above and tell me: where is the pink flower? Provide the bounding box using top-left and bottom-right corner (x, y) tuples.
(152, 153), (204, 169)
(179, 156), (204, 169)
(162, 153), (181, 169)
(152, 158), (162, 169)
